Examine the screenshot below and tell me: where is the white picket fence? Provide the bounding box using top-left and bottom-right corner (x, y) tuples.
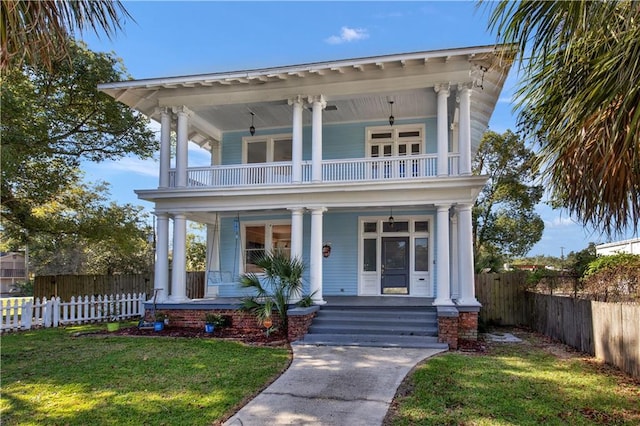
(1, 293), (146, 332)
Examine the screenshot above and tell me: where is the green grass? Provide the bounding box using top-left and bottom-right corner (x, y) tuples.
(0, 325), (290, 425)
(387, 332), (640, 425)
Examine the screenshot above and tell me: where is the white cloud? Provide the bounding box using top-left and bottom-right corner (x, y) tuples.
(325, 27), (369, 45)
(101, 157), (159, 178)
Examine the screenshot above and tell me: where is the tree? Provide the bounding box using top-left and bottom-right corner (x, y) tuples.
(485, 0), (640, 236)
(1, 177), (154, 276)
(473, 130), (544, 271)
(1, 40), (156, 249)
(1, 0), (132, 71)
(186, 233), (207, 271)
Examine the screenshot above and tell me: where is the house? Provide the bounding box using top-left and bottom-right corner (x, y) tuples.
(99, 45), (513, 346)
(0, 252), (27, 295)
(596, 238), (640, 256)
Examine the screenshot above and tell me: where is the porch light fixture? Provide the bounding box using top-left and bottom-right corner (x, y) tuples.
(388, 101), (395, 126)
(249, 112), (256, 136)
(388, 207), (394, 228)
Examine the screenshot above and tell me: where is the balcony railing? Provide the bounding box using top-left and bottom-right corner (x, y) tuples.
(168, 154), (461, 188)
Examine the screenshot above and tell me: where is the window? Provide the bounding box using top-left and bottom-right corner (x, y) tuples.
(415, 238), (429, 271)
(363, 239), (377, 272)
(244, 135), (292, 164)
(367, 124), (424, 158)
(244, 222), (291, 273)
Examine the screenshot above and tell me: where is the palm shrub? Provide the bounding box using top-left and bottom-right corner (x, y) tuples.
(240, 251), (305, 333)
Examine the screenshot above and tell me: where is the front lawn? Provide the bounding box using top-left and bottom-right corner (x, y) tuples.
(0, 325), (290, 425)
(385, 330), (640, 425)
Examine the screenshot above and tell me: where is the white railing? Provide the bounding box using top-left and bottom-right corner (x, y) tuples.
(167, 153), (463, 189)
(0, 293), (146, 332)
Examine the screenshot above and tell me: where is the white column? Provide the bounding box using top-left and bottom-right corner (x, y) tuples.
(290, 96), (304, 183)
(170, 213), (188, 302)
(159, 108), (172, 188)
(309, 207), (327, 304)
(175, 107), (189, 187)
(458, 84), (472, 175)
(289, 207), (304, 261)
(435, 84), (450, 177)
(205, 215), (220, 297)
(154, 213), (170, 302)
(457, 204), (480, 305)
(435, 205), (453, 305)
(311, 96), (326, 183)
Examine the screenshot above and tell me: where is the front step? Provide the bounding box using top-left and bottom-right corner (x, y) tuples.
(299, 305), (447, 349)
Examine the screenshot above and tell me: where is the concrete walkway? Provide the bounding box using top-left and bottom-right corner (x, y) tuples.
(223, 344), (445, 426)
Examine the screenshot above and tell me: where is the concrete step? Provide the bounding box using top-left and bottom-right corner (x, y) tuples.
(308, 323), (438, 336)
(314, 310), (436, 322)
(297, 333), (448, 349)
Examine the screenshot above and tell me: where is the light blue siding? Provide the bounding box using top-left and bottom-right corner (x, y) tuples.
(322, 211), (360, 295)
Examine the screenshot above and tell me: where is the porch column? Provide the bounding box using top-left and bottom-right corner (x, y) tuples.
(435, 205), (453, 305)
(458, 84), (472, 175)
(154, 213), (170, 302)
(311, 95), (326, 183)
(175, 107), (189, 188)
(457, 204), (480, 305)
(170, 213), (189, 302)
(205, 215), (220, 297)
(290, 96), (304, 183)
(288, 207), (304, 261)
(434, 84), (450, 177)
(159, 108), (172, 188)
(309, 207), (327, 304)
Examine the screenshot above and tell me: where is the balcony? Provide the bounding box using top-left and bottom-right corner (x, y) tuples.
(168, 154), (460, 189)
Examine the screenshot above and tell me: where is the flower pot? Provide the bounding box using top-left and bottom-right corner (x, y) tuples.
(106, 322), (120, 332)
(154, 321), (164, 332)
(205, 324), (215, 333)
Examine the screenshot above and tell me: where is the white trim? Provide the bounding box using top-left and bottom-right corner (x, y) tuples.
(357, 215), (433, 297)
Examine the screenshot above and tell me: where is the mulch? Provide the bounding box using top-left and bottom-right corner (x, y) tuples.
(96, 325), (289, 347)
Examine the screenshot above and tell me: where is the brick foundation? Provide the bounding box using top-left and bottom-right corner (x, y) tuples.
(287, 310), (317, 342)
(146, 308), (282, 337)
(438, 315), (459, 350)
(458, 311), (478, 343)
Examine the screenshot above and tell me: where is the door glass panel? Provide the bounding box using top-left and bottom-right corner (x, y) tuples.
(411, 143), (421, 154)
(245, 226), (265, 273)
(364, 222), (377, 233)
(383, 145), (392, 156)
(371, 145), (380, 157)
(363, 239), (377, 271)
(399, 130), (420, 138)
(415, 238), (429, 271)
(273, 139), (292, 162)
(247, 141), (267, 163)
(399, 144), (407, 156)
(384, 240), (407, 269)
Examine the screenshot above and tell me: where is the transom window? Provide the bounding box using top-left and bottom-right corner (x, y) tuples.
(243, 134), (292, 163)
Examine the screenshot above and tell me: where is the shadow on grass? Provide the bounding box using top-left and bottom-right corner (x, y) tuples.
(0, 327), (290, 425)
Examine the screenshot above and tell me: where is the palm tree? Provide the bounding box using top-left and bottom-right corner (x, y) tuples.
(1, 0), (132, 71)
(483, 0), (640, 236)
(240, 251), (306, 334)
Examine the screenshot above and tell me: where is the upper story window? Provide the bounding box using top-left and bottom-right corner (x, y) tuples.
(367, 124), (424, 158)
(243, 134), (292, 164)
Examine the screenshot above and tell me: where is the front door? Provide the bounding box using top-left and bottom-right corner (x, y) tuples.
(381, 237), (410, 294)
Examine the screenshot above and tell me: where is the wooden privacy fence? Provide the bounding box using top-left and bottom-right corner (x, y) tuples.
(1, 293), (146, 332)
(526, 293), (640, 379)
(34, 272), (206, 301)
(475, 271), (529, 326)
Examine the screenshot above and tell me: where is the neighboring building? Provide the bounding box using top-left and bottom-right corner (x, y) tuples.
(100, 45), (512, 344)
(0, 252), (27, 295)
(596, 238), (640, 256)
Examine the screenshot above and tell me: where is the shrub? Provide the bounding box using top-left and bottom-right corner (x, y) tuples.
(582, 253), (640, 302)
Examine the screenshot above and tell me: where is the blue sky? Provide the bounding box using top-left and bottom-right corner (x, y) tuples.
(80, 1), (636, 257)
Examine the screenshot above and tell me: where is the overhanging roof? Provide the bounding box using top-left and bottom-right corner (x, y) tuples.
(99, 45), (513, 151)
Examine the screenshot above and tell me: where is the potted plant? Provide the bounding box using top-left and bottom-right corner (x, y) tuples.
(154, 312), (167, 331)
(204, 313), (226, 333)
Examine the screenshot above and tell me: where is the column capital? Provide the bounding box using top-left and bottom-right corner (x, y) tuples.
(435, 204), (451, 211)
(309, 207), (328, 214)
(456, 203), (473, 212)
(288, 95), (305, 106)
(155, 106), (173, 116)
(434, 83), (450, 95)
(154, 212), (170, 219)
(287, 207), (305, 214)
(308, 95), (327, 109)
(457, 82), (473, 93)
(172, 105), (192, 117)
